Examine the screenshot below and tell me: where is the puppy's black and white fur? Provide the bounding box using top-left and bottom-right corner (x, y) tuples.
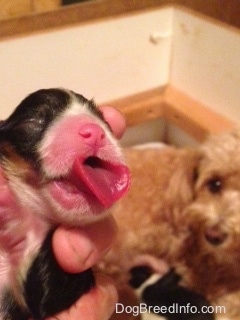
(0, 88), (130, 320)
(129, 266), (215, 320)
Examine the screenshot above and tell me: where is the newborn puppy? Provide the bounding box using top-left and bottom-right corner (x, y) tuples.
(0, 88), (130, 320)
(129, 266), (214, 320)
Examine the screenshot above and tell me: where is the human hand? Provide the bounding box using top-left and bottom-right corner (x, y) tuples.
(50, 106), (126, 320)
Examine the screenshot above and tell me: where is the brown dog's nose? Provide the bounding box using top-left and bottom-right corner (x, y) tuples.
(205, 226), (228, 245)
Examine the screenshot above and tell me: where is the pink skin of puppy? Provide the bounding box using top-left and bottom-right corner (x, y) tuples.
(41, 116), (128, 216)
(0, 89), (131, 320)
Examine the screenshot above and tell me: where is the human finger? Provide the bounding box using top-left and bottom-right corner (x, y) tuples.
(100, 106), (126, 139)
(52, 215), (117, 273)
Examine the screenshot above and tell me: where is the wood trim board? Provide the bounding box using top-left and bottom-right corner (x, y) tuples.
(1, 1), (240, 39)
(107, 86), (235, 142)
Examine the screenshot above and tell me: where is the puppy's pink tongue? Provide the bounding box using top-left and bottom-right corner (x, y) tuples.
(71, 157), (130, 208)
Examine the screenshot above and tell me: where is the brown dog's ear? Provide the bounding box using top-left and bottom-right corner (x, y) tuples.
(165, 149), (201, 208)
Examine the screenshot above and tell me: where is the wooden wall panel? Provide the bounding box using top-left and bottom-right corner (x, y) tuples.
(224, 0), (240, 29)
(0, 0), (31, 20)
(0, 0), (61, 20)
(176, 0), (240, 28)
(33, 0), (61, 12)
(0, 0), (239, 40)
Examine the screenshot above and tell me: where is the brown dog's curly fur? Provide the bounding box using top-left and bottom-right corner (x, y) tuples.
(98, 130), (240, 319)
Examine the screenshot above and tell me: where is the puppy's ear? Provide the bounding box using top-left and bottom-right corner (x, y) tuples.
(165, 149), (201, 206)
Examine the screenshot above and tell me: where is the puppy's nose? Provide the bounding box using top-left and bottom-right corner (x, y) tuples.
(205, 226), (228, 246)
(79, 124), (105, 147)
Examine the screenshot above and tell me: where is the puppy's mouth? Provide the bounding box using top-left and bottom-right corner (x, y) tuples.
(67, 155), (130, 208)
(50, 155), (130, 212)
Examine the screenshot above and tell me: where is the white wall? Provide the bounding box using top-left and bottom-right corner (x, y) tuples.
(1, 6), (240, 145)
(0, 7), (173, 119)
(171, 9), (240, 123)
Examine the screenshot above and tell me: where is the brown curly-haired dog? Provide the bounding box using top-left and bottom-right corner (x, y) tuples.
(98, 130), (240, 320)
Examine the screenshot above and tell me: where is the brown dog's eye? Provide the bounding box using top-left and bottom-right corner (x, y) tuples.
(206, 178), (222, 193)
